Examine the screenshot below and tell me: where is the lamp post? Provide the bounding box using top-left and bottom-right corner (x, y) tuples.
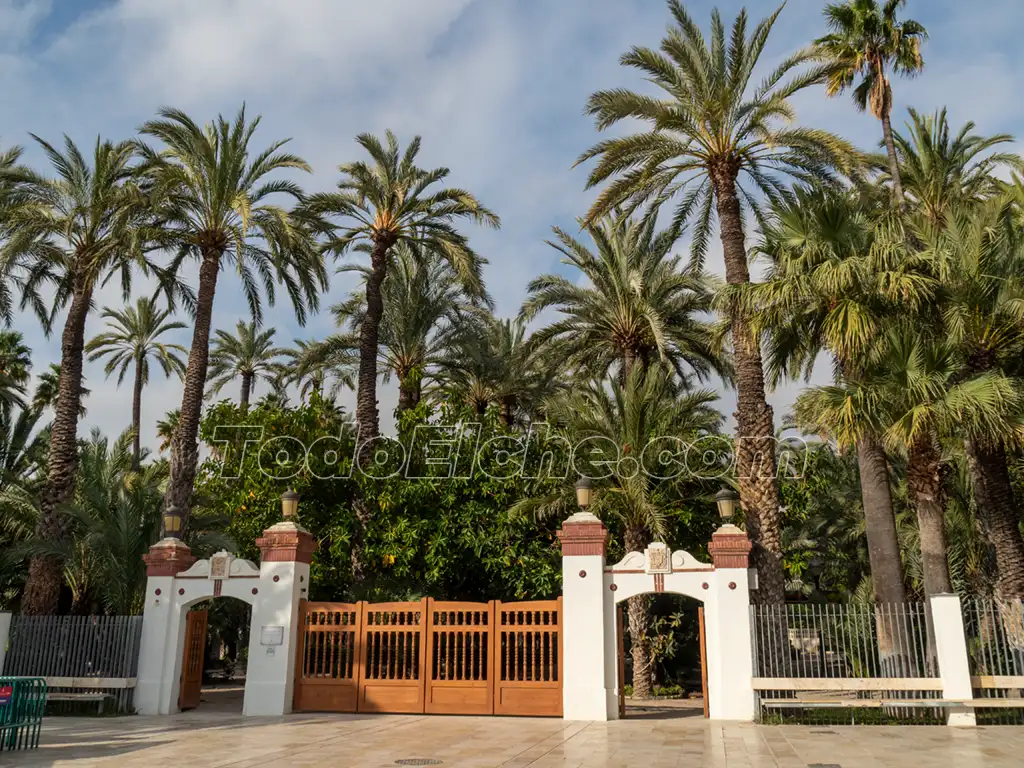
(574, 476), (593, 511)
(714, 486), (739, 521)
(281, 489), (300, 521)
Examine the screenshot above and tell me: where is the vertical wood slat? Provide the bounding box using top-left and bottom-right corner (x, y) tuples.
(424, 599), (493, 715)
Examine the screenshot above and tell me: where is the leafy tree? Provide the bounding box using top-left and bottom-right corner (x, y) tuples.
(2, 136), (153, 614)
(207, 320), (284, 408)
(814, 0), (927, 205)
(86, 297), (187, 468)
(578, 1), (854, 602)
(137, 106), (324, 531)
(522, 211), (722, 386)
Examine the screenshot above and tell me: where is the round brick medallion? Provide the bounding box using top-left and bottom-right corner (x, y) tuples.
(155, 588), (161, 596)
(178, 588), (184, 595)
(273, 575), (280, 583)
(252, 587), (259, 595)
(728, 582), (737, 590)
(578, 570), (586, 578)
(609, 584), (618, 592)
(701, 582), (709, 590)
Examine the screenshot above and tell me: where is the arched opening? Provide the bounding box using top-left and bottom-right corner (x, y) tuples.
(179, 596), (252, 713)
(615, 591), (708, 719)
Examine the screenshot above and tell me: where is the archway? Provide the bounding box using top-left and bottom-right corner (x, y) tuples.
(178, 596), (253, 713)
(557, 512), (757, 721)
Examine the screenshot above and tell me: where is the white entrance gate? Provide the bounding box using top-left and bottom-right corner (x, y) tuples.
(556, 511), (757, 721)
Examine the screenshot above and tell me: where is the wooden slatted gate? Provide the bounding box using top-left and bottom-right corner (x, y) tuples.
(294, 598), (561, 717)
(179, 609), (207, 710)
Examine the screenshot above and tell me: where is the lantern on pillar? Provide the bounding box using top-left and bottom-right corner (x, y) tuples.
(162, 505), (183, 539)
(714, 486), (739, 521)
(574, 476), (593, 510)
(281, 489), (300, 521)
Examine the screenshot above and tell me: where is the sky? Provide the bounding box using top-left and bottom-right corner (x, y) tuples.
(2, 0), (1023, 453)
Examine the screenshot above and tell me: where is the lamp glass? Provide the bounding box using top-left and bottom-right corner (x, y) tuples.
(281, 490), (300, 520)
(162, 511), (181, 534)
(714, 488), (738, 520)
(574, 477), (592, 509)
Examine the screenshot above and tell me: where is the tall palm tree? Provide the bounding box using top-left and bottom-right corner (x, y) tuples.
(513, 368), (722, 697)
(86, 297), (188, 468)
(31, 364), (89, 417)
(522, 211), (722, 386)
(1, 135), (152, 614)
(207, 321), (283, 407)
(577, 2), (854, 602)
(796, 330), (1021, 598)
(137, 106), (325, 531)
(306, 131), (499, 447)
(278, 339), (355, 402)
(750, 186), (907, 607)
(814, 0), (927, 206)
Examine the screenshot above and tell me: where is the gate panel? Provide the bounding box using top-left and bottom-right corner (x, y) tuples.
(294, 601), (362, 712)
(424, 599), (494, 715)
(179, 609), (207, 710)
(358, 601), (426, 713)
(494, 599), (562, 716)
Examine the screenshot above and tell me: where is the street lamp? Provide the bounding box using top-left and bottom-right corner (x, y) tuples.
(281, 489), (300, 521)
(574, 477), (593, 510)
(162, 505), (183, 539)
(714, 486), (739, 521)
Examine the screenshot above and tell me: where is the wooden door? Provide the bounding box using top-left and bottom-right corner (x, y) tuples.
(357, 601), (427, 714)
(698, 606), (709, 718)
(179, 609), (207, 710)
(493, 599), (562, 716)
(293, 601), (363, 712)
(616, 604), (626, 719)
(424, 599), (494, 715)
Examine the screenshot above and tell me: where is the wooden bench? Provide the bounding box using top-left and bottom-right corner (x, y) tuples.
(43, 677), (136, 715)
(762, 698), (1024, 709)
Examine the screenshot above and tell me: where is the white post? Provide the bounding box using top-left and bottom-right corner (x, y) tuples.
(0, 612), (12, 675)
(135, 538), (196, 715)
(707, 524), (756, 721)
(930, 593), (976, 726)
(246, 521), (313, 716)
(558, 511), (615, 721)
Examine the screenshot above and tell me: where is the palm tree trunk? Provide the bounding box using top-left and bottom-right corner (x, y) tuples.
(397, 377), (415, 413)
(711, 169), (785, 604)
(500, 397), (516, 428)
(881, 108), (905, 207)
(131, 354), (144, 471)
(907, 437), (953, 597)
(21, 278), (93, 615)
(620, 348), (637, 386)
(163, 250), (220, 531)
(965, 439), (1024, 599)
(240, 372), (252, 408)
(624, 525), (653, 699)
(857, 436), (906, 603)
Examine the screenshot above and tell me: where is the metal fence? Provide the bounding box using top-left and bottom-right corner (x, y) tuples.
(962, 599), (1024, 724)
(751, 603), (942, 725)
(2, 615), (143, 713)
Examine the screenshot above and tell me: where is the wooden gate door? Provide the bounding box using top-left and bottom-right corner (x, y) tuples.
(357, 601), (427, 713)
(424, 599), (494, 715)
(698, 606), (709, 718)
(493, 599), (562, 716)
(616, 604), (625, 718)
(179, 609), (207, 710)
(293, 601), (363, 712)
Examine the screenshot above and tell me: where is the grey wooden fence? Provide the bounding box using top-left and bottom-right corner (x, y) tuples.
(2, 615), (143, 712)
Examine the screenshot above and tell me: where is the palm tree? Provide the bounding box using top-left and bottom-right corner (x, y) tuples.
(306, 131), (499, 447)
(513, 368), (722, 697)
(522, 211), (722, 386)
(0, 331), (31, 390)
(278, 339), (355, 402)
(1, 135), (152, 614)
(156, 409), (179, 454)
(31, 364), (89, 417)
(137, 106), (325, 531)
(86, 297), (188, 468)
(814, 0), (927, 206)
(796, 330), (1021, 598)
(750, 186), (907, 608)
(577, 2), (854, 602)
(207, 321), (283, 407)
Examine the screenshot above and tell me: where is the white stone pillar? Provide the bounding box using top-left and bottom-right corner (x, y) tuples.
(557, 511), (615, 721)
(0, 611), (12, 675)
(245, 521), (313, 716)
(135, 538), (196, 715)
(706, 524), (756, 721)
(931, 593), (976, 726)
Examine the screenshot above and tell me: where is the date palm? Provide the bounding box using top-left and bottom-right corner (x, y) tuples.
(31, 364), (89, 417)
(522, 211), (722, 386)
(137, 106), (325, 530)
(0, 331), (32, 391)
(156, 409), (179, 454)
(86, 297), (187, 469)
(578, 1), (854, 602)
(814, 0), (927, 206)
(1, 135), (153, 614)
(513, 367), (722, 697)
(207, 321), (284, 407)
(305, 131), (499, 446)
(278, 339), (355, 401)
(750, 186), (907, 607)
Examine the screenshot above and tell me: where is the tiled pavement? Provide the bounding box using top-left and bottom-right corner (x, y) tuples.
(5, 709), (1024, 767)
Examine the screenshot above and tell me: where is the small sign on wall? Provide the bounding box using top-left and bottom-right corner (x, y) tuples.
(260, 626), (284, 646)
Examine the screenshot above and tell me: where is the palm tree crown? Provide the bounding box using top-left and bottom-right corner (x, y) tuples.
(207, 321), (284, 407)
